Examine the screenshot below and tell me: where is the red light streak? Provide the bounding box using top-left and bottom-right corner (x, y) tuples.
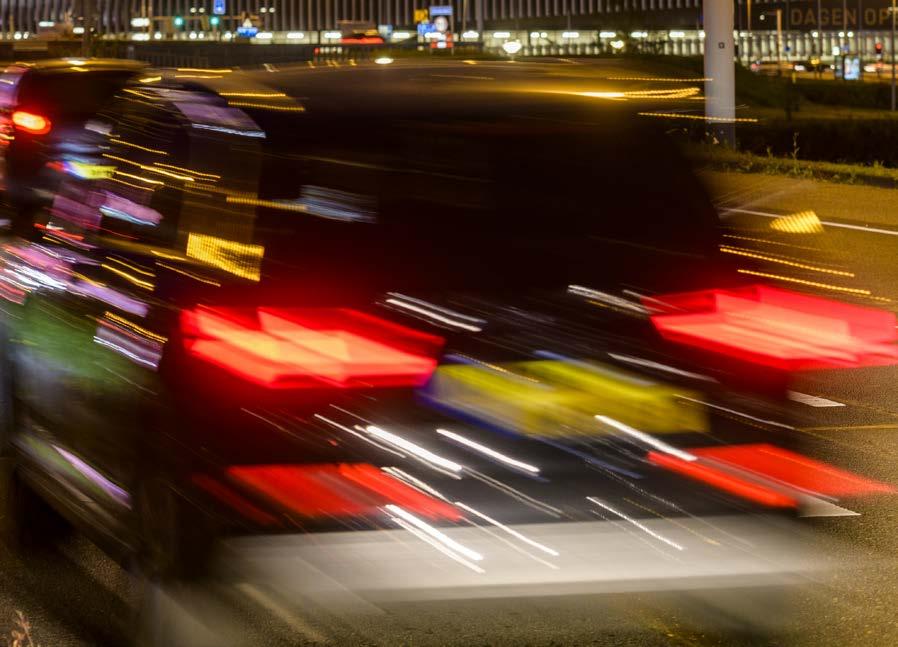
(227, 463), (461, 521)
(340, 36), (384, 44)
(181, 307), (443, 389)
(192, 474), (281, 526)
(647, 451), (798, 508)
(12, 110), (51, 135)
(691, 444), (896, 497)
(647, 285), (898, 370)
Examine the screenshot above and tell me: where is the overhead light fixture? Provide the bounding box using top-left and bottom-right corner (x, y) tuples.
(502, 40), (523, 55)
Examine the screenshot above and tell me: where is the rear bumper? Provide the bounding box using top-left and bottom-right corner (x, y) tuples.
(218, 514), (832, 608)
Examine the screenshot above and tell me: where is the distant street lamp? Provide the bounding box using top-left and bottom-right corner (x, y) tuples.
(501, 40), (522, 57)
(760, 10), (783, 68)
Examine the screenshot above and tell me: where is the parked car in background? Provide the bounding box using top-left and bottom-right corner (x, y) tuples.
(0, 59), (144, 234)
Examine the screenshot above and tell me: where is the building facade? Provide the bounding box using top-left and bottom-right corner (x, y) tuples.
(2, 0), (896, 62)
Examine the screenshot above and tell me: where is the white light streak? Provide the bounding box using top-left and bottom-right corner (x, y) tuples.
(677, 397), (795, 430)
(385, 295), (483, 332)
(382, 467), (450, 501)
(587, 497), (684, 551)
(455, 501), (558, 556)
(386, 504), (483, 563)
(390, 516), (485, 574)
(437, 428), (539, 474)
(568, 284), (648, 314)
(607, 352), (717, 382)
(313, 414), (406, 458)
(366, 426), (464, 474)
(595, 415), (697, 462)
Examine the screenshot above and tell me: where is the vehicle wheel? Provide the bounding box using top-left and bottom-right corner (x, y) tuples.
(135, 476), (215, 582)
(133, 576), (236, 647)
(0, 319), (16, 453)
(0, 323), (69, 553)
(131, 477), (222, 646)
(0, 463), (70, 553)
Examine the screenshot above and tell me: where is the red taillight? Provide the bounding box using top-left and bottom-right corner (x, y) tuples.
(689, 444), (895, 497)
(228, 463), (461, 521)
(181, 306), (444, 389)
(649, 443), (895, 508)
(646, 285), (898, 370)
(11, 110), (51, 135)
(647, 451), (797, 508)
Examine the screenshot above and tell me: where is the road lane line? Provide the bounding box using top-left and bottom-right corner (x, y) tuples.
(721, 207), (898, 237)
(799, 423), (898, 432)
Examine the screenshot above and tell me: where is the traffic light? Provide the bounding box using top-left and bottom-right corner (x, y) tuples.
(210, 16), (220, 27)
(876, 42), (883, 55)
(173, 16), (184, 27)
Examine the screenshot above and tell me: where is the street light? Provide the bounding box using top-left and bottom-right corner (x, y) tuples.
(759, 9), (783, 70)
(502, 40), (522, 54)
(501, 40), (522, 57)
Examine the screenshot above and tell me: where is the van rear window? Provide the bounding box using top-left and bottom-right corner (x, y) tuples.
(14, 70), (136, 122)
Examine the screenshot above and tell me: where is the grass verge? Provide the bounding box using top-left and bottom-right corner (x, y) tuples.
(685, 143), (898, 188)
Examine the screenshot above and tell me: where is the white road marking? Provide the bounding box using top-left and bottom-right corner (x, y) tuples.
(798, 498), (860, 518)
(788, 391), (846, 408)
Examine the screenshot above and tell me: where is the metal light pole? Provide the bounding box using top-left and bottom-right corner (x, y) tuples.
(890, 0), (895, 112)
(843, 0), (848, 44)
(761, 9), (784, 68)
(81, 0), (94, 56)
(817, 0), (823, 75)
(776, 8), (783, 67)
(747, 0), (752, 65)
(476, 0), (483, 38)
(843, 0), (848, 79)
(705, 0), (735, 146)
